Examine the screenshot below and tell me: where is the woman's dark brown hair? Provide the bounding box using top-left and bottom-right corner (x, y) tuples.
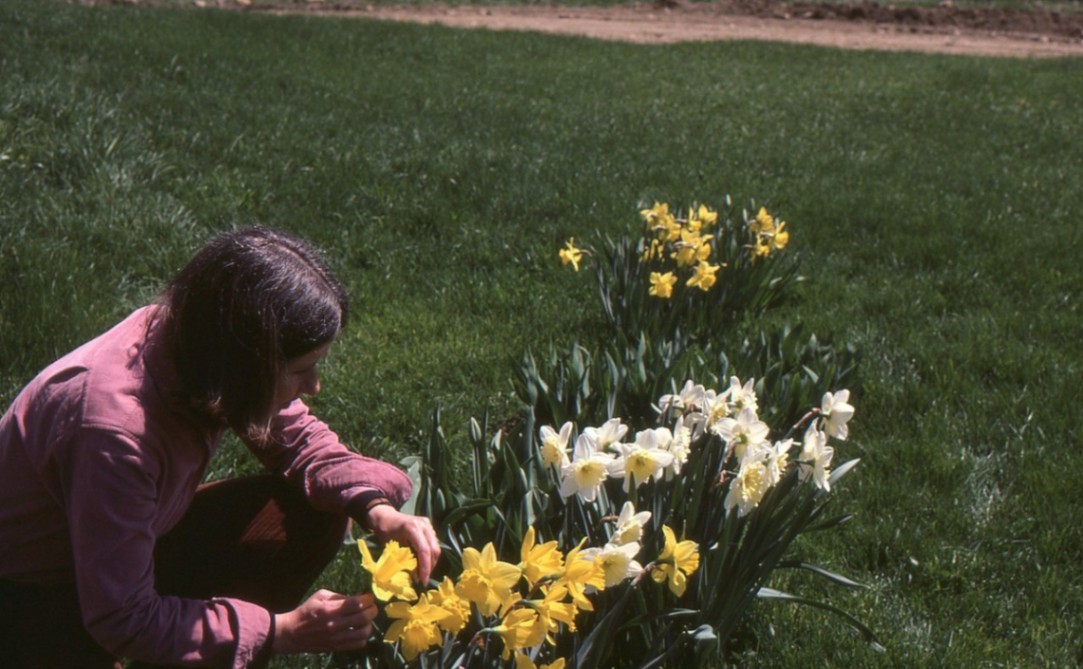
(159, 226), (348, 443)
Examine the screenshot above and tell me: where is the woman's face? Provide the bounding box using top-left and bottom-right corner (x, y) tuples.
(273, 340), (334, 410)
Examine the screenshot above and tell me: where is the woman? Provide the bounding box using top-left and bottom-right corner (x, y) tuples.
(0, 227), (440, 668)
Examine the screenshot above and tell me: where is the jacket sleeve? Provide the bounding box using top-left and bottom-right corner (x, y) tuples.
(245, 399), (413, 513)
(63, 428), (273, 668)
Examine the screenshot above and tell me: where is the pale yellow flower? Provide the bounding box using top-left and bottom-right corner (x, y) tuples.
(538, 422), (573, 468)
(559, 238), (584, 271)
(651, 525), (700, 597)
(609, 437), (674, 493)
(559, 434), (615, 502)
(582, 542), (643, 588)
(357, 539), (417, 602)
(724, 460), (771, 517)
(612, 500), (651, 546)
(457, 543), (523, 616)
(649, 271), (677, 299)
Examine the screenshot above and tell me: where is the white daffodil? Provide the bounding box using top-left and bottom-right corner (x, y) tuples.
(612, 501), (651, 546)
(724, 460), (771, 517)
(584, 418), (628, 453)
(698, 387), (734, 438)
(764, 438), (793, 486)
(798, 424), (834, 491)
(728, 376), (759, 414)
(609, 431), (674, 493)
(713, 406), (770, 461)
(820, 389), (855, 440)
(657, 380), (706, 416)
(581, 541), (643, 589)
(538, 422), (573, 468)
(662, 425), (692, 480)
(560, 434), (616, 502)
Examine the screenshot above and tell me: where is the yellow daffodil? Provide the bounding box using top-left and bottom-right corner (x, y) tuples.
(519, 526), (565, 588)
(694, 204), (718, 229)
(385, 594), (451, 660)
(640, 202), (677, 238)
(515, 653), (567, 669)
(651, 525), (700, 597)
(553, 540), (605, 612)
(639, 238), (665, 263)
(672, 229), (708, 268)
(493, 607), (547, 658)
(661, 217), (682, 242)
(456, 543), (523, 616)
(526, 583), (579, 639)
(427, 576), (470, 634)
(686, 261), (720, 292)
(357, 539), (418, 602)
(752, 206), (775, 235)
(559, 238), (584, 272)
(649, 271), (677, 299)
(753, 235), (772, 259)
(772, 220), (790, 250)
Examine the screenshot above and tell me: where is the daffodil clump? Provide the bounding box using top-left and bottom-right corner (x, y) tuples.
(400, 371), (865, 668)
(656, 378), (854, 517)
(359, 514), (700, 666)
(559, 200), (791, 302)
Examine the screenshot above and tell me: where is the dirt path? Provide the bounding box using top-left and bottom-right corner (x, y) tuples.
(246, 0), (1083, 58)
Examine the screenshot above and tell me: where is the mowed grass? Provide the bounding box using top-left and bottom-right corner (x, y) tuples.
(2, 1), (1082, 667)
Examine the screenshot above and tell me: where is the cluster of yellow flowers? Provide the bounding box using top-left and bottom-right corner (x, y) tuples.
(558, 201), (792, 301)
(638, 202), (722, 299)
(747, 206), (790, 259)
(359, 517), (700, 665)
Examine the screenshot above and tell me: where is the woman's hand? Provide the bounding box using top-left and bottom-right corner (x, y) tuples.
(272, 590), (377, 654)
(364, 505), (441, 584)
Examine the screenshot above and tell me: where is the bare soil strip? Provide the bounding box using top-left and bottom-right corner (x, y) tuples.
(243, 1), (1083, 58)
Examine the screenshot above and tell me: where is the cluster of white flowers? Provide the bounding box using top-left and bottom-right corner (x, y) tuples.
(582, 501), (650, 587)
(542, 417), (692, 503)
(538, 379), (854, 520)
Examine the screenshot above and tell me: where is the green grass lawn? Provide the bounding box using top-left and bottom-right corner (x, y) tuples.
(2, 1), (1081, 667)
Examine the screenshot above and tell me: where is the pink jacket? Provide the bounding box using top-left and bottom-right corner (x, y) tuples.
(0, 306), (412, 667)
